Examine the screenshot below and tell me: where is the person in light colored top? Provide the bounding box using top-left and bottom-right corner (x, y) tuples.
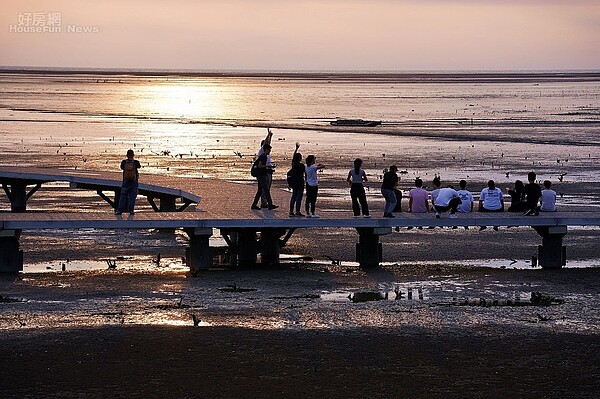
(479, 180), (504, 212)
(456, 179), (474, 213)
(304, 154), (324, 218)
(408, 178), (429, 213)
(347, 158), (370, 217)
(539, 180), (557, 212)
(433, 186), (461, 218)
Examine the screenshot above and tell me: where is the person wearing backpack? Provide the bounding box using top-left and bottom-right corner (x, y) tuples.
(116, 149), (141, 215)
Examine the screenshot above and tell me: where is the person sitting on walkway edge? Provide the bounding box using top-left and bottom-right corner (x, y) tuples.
(506, 180), (527, 212)
(409, 178), (430, 213)
(524, 171), (542, 216)
(456, 180), (474, 213)
(381, 165), (399, 218)
(433, 186), (461, 219)
(539, 180), (557, 212)
(479, 180), (504, 212)
(116, 149), (141, 216)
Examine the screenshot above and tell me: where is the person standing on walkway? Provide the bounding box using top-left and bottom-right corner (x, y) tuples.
(304, 154), (324, 218)
(116, 149), (141, 215)
(347, 158), (370, 218)
(251, 144), (278, 210)
(252, 128), (274, 208)
(381, 165), (398, 218)
(288, 143), (305, 217)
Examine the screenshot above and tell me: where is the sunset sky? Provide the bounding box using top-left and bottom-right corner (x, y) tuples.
(1, 0), (599, 71)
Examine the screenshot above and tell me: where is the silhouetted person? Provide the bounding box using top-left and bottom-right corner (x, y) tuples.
(116, 149), (141, 215)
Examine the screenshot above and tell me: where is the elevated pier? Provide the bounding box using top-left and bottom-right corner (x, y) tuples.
(0, 168), (594, 273)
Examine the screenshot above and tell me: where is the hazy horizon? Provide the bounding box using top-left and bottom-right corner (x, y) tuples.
(1, 1), (599, 71)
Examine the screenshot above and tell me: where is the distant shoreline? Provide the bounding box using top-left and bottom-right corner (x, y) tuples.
(1, 67), (600, 83)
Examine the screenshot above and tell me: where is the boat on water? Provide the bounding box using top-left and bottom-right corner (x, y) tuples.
(330, 118), (382, 127)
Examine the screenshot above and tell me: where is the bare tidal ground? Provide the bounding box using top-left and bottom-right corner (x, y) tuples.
(1, 112), (600, 398)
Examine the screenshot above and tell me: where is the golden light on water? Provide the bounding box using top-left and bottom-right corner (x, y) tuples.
(135, 82), (225, 120)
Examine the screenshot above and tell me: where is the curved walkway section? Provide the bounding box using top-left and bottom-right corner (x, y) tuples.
(0, 167), (200, 212)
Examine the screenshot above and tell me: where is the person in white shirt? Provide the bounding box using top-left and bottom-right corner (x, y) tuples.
(304, 154), (324, 218)
(456, 180), (474, 213)
(479, 180), (504, 212)
(539, 180), (557, 212)
(433, 186), (462, 218)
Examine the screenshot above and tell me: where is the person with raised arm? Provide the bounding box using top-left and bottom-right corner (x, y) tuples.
(304, 153), (324, 218)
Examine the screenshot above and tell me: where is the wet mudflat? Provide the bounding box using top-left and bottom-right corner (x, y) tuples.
(1, 264), (599, 398)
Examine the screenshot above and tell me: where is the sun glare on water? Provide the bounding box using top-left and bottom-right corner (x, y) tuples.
(135, 81), (226, 121)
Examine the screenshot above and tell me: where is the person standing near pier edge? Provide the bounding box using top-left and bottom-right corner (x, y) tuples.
(347, 158), (370, 218)
(288, 142), (305, 217)
(304, 154), (324, 218)
(116, 149), (141, 215)
(252, 144), (278, 210)
(381, 165), (399, 217)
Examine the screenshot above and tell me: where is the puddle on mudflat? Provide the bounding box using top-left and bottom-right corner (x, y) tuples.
(322, 285), (430, 303)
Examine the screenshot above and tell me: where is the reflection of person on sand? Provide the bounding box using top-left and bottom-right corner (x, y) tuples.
(506, 180), (526, 212)
(539, 180), (557, 212)
(304, 154), (324, 218)
(408, 178), (429, 213)
(381, 165), (398, 218)
(116, 149), (141, 215)
(523, 171), (542, 216)
(347, 158), (370, 218)
(288, 142), (305, 217)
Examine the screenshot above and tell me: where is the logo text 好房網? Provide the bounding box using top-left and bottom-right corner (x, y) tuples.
(8, 12), (101, 33)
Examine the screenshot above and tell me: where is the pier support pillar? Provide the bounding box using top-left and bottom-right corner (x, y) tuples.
(355, 227), (392, 268)
(219, 229), (258, 267)
(159, 196), (177, 212)
(0, 230), (23, 273)
(259, 228), (286, 266)
(185, 228), (213, 275)
(2, 183), (31, 212)
(533, 226), (567, 269)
